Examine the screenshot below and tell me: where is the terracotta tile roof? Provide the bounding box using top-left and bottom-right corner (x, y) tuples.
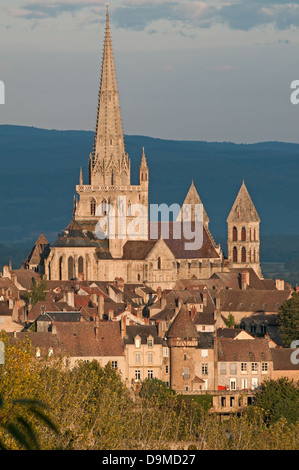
(271, 348), (299, 371)
(217, 337), (272, 362)
(122, 240), (157, 260)
(166, 304), (199, 339)
(55, 321), (124, 357)
(0, 301), (13, 316)
(124, 324), (164, 345)
(27, 300), (74, 322)
(23, 233), (50, 268)
(149, 221), (220, 260)
(219, 289), (291, 312)
(11, 269), (40, 290)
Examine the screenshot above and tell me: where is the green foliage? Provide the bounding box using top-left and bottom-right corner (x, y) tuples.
(0, 332), (298, 450)
(180, 394), (213, 411)
(22, 278), (47, 307)
(225, 314), (235, 328)
(278, 292), (299, 347)
(139, 378), (175, 403)
(254, 377), (299, 425)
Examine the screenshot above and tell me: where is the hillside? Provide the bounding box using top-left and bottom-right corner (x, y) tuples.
(0, 125), (298, 280)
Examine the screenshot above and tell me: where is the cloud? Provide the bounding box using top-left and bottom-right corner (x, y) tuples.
(4, 0), (299, 31)
(208, 65), (238, 72)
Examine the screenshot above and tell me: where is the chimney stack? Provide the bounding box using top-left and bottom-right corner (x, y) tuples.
(121, 314), (127, 338)
(276, 279), (285, 291)
(241, 270), (250, 290)
(203, 291), (208, 307)
(97, 295), (105, 319)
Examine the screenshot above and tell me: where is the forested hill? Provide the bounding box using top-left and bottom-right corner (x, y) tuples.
(0, 125), (299, 273)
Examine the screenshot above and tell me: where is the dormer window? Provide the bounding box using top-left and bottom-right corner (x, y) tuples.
(147, 337), (153, 348)
(135, 337), (141, 348)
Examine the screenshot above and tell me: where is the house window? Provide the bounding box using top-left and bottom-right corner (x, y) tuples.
(163, 347), (168, 357)
(262, 362), (268, 372)
(147, 338), (153, 348)
(202, 364), (208, 375)
(230, 378), (236, 391)
(90, 198), (96, 216)
(230, 363), (237, 374)
(148, 370), (153, 379)
(112, 361), (117, 369)
(165, 365), (169, 374)
(135, 353), (141, 363)
(252, 362), (258, 372)
(241, 362), (247, 372)
(135, 338), (141, 348)
(183, 367), (189, 379)
(220, 363), (226, 375)
(36, 348), (41, 358)
(148, 353), (153, 363)
(184, 353), (187, 361)
(135, 370), (141, 381)
(201, 349), (208, 358)
(252, 378), (258, 390)
(241, 379), (248, 390)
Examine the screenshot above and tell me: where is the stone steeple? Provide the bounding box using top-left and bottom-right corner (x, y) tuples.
(177, 180), (210, 227)
(227, 181), (262, 278)
(90, 7), (130, 186)
(227, 180), (260, 224)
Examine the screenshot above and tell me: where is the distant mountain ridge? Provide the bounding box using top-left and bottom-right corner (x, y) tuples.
(0, 125), (299, 248)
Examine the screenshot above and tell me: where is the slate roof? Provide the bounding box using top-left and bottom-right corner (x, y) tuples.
(52, 220), (112, 258)
(219, 289), (291, 313)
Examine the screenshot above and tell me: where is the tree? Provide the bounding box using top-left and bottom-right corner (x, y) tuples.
(22, 278), (47, 307)
(278, 292), (299, 347)
(226, 313), (235, 328)
(254, 377), (299, 425)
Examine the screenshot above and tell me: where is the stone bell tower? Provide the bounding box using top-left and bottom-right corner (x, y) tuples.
(227, 181), (262, 278)
(74, 7), (149, 258)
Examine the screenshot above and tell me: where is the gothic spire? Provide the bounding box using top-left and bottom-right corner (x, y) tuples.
(90, 7), (129, 185)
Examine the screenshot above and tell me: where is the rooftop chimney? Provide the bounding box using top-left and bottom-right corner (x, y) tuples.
(241, 270), (250, 290)
(202, 291), (208, 307)
(97, 295), (105, 319)
(276, 279), (285, 291)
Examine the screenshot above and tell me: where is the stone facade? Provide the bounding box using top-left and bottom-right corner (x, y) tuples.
(39, 11), (263, 290)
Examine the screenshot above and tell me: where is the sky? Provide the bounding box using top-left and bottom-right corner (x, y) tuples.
(1, 0), (299, 143)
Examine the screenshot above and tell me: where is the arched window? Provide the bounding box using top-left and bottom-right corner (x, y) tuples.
(59, 256), (63, 281)
(78, 256), (84, 274)
(232, 226), (238, 241)
(111, 170), (114, 185)
(241, 247), (246, 263)
(233, 246), (238, 263)
(68, 256), (74, 280)
(90, 198), (96, 216)
(241, 227), (246, 241)
(48, 262), (51, 281)
(157, 257), (162, 270)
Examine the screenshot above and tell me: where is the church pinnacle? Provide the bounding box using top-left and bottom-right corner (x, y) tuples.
(90, 7), (130, 186)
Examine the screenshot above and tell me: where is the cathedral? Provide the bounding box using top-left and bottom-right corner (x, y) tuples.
(42, 9), (262, 289)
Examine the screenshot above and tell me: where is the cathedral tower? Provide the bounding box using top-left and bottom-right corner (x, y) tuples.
(74, 8), (149, 258)
(227, 181), (261, 277)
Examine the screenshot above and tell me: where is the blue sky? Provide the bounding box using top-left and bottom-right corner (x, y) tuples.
(1, 0), (299, 142)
